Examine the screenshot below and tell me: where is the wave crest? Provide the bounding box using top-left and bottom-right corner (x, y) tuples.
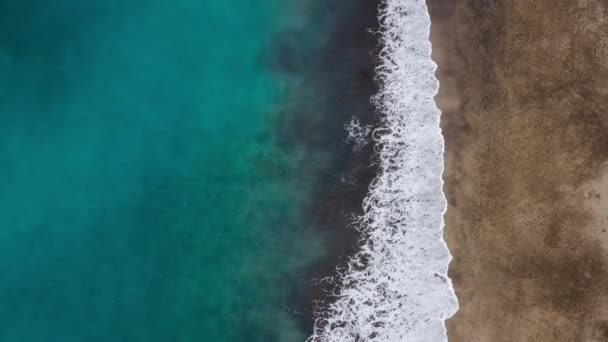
(307, 1), (458, 341)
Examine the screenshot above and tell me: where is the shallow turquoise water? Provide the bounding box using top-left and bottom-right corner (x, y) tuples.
(0, 1), (335, 341)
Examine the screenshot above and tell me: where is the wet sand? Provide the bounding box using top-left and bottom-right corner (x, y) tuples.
(428, 0), (608, 341)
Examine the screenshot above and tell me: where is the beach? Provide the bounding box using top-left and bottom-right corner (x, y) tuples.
(9, 0), (608, 340)
(428, 0), (608, 340)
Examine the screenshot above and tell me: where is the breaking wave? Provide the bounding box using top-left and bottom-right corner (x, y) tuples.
(307, 1), (458, 341)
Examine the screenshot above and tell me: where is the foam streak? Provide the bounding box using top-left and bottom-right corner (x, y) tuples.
(308, 1), (458, 340)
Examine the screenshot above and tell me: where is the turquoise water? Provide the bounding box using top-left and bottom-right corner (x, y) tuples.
(0, 1), (342, 341)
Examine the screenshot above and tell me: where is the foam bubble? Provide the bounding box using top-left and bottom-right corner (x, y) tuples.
(345, 116), (372, 152)
(307, 1), (458, 341)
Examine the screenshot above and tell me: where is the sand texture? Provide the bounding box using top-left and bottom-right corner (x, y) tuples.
(428, 0), (608, 341)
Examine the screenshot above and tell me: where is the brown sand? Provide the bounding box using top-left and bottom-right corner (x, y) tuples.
(427, 0), (608, 341)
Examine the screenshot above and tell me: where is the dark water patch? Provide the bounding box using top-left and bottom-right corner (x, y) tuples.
(264, 0), (382, 332)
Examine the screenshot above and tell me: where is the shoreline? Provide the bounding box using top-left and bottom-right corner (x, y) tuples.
(306, 1), (458, 340)
(428, 1), (608, 340)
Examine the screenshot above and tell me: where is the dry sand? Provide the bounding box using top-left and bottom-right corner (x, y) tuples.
(427, 0), (608, 341)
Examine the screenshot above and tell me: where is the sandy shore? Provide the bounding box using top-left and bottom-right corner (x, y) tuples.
(428, 1), (608, 341)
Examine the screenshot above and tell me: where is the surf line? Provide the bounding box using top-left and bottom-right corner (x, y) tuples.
(307, 1), (458, 341)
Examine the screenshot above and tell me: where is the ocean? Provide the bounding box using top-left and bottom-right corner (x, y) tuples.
(0, 1), (455, 341)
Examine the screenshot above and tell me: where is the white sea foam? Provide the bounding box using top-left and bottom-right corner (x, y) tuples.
(345, 116), (372, 152)
(307, 1), (458, 341)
